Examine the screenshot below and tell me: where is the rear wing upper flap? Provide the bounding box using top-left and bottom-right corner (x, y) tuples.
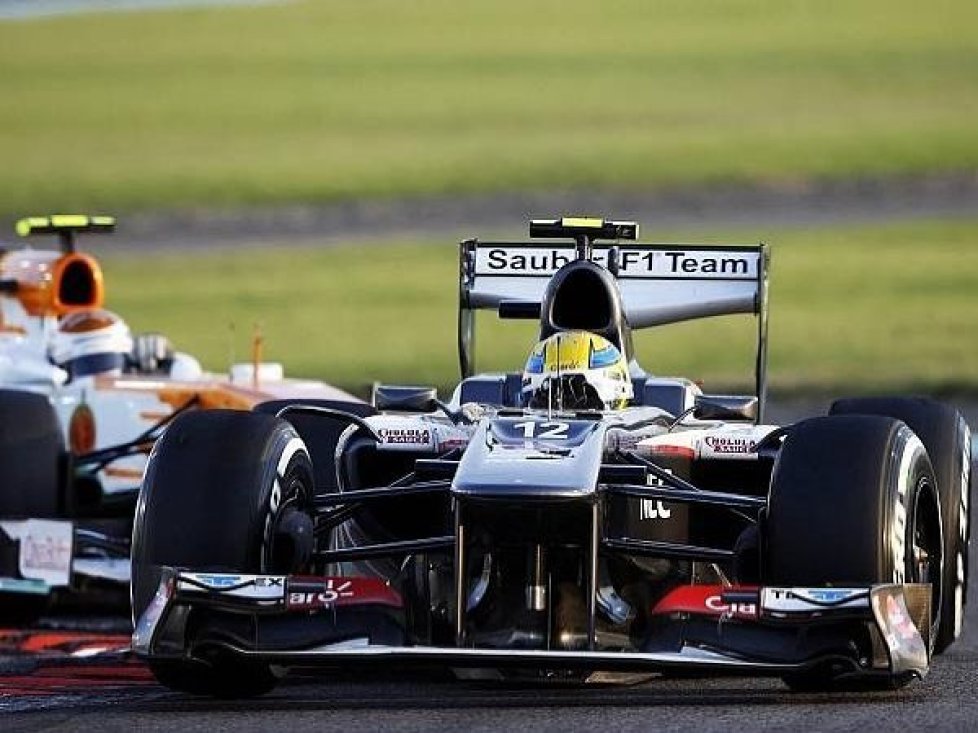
(461, 241), (768, 325)
(15, 215), (115, 253)
(458, 239), (771, 414)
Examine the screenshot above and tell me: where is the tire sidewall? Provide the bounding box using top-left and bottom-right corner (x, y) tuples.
(952, 420), (972, 640)
(886, 430), (942, 598)
(259, 432), (315, 574)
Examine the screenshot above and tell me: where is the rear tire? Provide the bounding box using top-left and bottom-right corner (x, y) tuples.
(0, 390), (66, 625)
(830, 397), (971, 653)
(131, 410), (315, 697)
(0, 390), (65, 517)
(765, 415), (943, 691)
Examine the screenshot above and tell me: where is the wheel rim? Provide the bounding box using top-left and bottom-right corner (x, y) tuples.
(264, 472), (314, 574)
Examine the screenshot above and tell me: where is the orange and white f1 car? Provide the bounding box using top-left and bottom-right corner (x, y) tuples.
(0, 215), (363, 622)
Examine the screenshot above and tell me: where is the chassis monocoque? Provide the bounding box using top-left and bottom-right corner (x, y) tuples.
(0, 215), (361, 622)
(131, 218), (971, 697)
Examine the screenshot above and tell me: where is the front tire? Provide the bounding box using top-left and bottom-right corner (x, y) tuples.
(131, 410), (315, 697)
(830, 397), (971, 653)
(765, 415), (943, 691)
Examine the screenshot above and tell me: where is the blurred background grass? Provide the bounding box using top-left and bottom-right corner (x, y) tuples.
(0, 0), (976, 215)
(100, 216), (978, 396)
(1, 0), (976, 395)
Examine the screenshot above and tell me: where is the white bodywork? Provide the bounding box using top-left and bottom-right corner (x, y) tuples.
(365, 408), (778, 463)
(1, 291), (355, 496)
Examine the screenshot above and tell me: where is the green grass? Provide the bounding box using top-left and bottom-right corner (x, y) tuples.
(99, 217), (978, 396)
(1, 0), (977, 216)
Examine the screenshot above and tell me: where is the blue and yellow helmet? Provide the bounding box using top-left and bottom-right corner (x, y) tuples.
(522, 331), (632, 411)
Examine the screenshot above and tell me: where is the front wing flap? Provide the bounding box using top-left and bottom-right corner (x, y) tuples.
(134, 569), (931, 683)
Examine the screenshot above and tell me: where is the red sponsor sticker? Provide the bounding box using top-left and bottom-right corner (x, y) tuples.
(651, 585), (760, 620)
(285, 576), (403, 610)
(645, 444), (695, 459)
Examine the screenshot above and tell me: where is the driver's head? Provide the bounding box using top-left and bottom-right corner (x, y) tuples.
(49, 308), (133, 381)
(521, 331), (632, 411)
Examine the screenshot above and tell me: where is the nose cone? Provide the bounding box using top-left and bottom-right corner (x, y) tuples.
(452, 418), (606, 500)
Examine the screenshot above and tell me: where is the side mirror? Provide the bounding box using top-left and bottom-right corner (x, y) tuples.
(693, 394), (758, 422)
(373, 385), (439, 413)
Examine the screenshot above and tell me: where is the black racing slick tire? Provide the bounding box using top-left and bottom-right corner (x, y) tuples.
(131, 410), (315, 698)
(0, 390), (66, 624)
(830, 397), (971, 654)
(765, 415), (943, 691)
(0, 390), (65, 518)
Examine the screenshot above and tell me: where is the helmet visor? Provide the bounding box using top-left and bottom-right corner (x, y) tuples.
(527, 373), (604, 411)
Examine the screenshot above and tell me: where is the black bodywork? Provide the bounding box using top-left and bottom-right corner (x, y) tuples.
(133, 220), (936, 689)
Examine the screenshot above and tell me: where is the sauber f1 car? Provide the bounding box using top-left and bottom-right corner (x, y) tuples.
(131, 218), (971, 696)
(0, 215), (361, 621)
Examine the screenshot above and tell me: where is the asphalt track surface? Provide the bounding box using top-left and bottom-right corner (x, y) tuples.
(2, 401), (976, 732)
(18, 172), (978, 254)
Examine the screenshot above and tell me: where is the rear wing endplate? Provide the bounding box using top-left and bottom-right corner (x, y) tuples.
(458, 238), (770, 414)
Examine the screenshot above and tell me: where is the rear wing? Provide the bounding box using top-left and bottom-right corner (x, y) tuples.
(1, 215), (111, 318)
(457, 224), (770, 411)
(16, 214), (115, 253)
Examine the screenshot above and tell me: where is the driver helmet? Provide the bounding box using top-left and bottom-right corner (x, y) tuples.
(521, 330), (632, 411)
(50, 308), (133, 380)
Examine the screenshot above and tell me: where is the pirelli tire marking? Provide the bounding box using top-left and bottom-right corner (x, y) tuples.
(893, 435), (926, 585)
(261, 436), (308, 571)
(955, 421), (972, 638)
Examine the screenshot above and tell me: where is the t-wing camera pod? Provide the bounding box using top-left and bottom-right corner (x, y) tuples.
(528, 217), (639, 268)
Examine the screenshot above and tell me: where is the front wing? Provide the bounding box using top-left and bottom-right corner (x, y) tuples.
(134, 569), (932, 685)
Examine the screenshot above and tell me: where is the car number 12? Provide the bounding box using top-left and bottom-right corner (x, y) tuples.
(513, 421), (570, 439)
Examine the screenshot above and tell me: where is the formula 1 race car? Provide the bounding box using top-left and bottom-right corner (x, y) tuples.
(131, 217), (971, 697)
(0, 215), (363, 622)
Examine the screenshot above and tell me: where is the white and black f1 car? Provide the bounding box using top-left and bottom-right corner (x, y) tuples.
(131, 218), (971, 697)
